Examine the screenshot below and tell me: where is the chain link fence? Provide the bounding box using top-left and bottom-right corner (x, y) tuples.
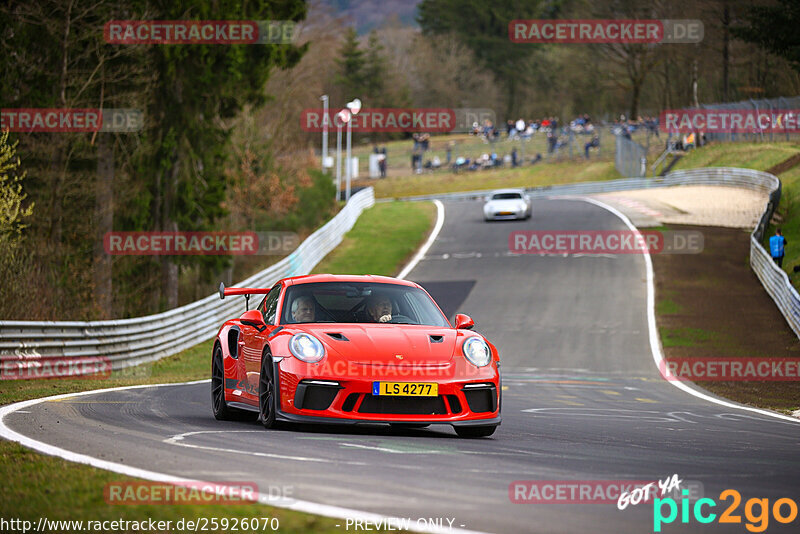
(654, 95), (800, 144)
(696, 96), (800, 143)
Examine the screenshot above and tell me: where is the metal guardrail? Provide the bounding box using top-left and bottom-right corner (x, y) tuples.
(0, 187), (376, 371)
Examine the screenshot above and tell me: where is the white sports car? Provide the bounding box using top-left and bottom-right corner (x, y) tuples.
(483, 189), (532, 221)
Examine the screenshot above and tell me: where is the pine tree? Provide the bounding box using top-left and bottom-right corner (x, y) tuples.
(334, 28), (368, 98)
(363, 31), (388, 102)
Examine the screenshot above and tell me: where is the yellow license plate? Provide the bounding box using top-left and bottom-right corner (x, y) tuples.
(498, 211), (513, 215)
(372, 382), (438, 396)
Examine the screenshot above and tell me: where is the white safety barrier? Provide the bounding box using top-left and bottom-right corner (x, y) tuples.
(0, 187), (375, 371)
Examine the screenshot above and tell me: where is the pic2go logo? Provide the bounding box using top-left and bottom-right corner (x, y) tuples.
(653, 489), (798, 532)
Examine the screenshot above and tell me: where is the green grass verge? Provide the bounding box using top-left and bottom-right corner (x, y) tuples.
(766, 157), (800, 279)
(312, 201), (436, 275)
(656, 298), (683, 315)
(0, 201), (437, 533)
(672, 141), (800, 172)
(660, 327), (720, 348)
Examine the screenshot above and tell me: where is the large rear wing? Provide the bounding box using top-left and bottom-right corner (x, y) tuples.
(218, 283), (272, 306)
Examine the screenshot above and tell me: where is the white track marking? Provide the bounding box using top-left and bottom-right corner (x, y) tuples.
(164, 430), (366, 465)
(397, 200), (445, 280)
(573, 196), (800, 424)
(0, 380), (487, 534)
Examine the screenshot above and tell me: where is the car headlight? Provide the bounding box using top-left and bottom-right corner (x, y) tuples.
(462, 336), (491, 367)
(289, 333), (325, 363)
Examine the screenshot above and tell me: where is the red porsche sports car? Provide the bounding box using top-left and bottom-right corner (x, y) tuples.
(212, 274), (500, 437)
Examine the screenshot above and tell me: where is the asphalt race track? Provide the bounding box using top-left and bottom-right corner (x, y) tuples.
(5, 198), (800, 533)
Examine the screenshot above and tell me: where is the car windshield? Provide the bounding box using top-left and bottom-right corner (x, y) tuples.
(281, 282), (449, 327)
(492, 192), (523, 200)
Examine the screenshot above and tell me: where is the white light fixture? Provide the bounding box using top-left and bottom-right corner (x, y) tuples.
(337, 108), (351, 124)
(346, 98), (362, 115)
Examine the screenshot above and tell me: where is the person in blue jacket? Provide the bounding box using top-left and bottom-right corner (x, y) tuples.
(770, 228), (788, 267)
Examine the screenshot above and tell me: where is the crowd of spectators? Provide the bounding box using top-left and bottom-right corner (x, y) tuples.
(408, 113), (607, 174)
(611, 115), (660, 140)
(401, 112), (713, 177)
(469, 115), (601, 157)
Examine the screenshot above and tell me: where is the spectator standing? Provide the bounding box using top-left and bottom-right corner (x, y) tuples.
(770, 229), (788, 267)
(584, 135), (600, 159)
(378, 150), (387, 178)
(420, 133), (430, 151)
(547, 130), (557, 153)
(684, 132), (695, 150)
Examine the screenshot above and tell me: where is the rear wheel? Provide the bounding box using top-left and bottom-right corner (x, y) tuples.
(454, 425), (497, 438)
(259, 350), (277, 429)
(211, 345), (234, 420)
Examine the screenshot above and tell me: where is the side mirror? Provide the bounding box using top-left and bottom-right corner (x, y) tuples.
(240, 309), (266, 329)
(454, 313), (474, 330)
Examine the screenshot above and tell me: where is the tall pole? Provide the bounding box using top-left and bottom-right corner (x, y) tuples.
(335, 123), (342, 202)
(345, 119), (352, 202)
(320, 95), (329, 174)
(343, 98), (361, 203)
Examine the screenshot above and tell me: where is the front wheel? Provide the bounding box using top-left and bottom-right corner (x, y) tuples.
(454, 425), (497, 438)
(259, 350), (277, 429)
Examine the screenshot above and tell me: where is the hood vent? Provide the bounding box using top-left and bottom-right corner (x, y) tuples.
(326, 332), (349, 341)
(429, 334), (444, 343)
